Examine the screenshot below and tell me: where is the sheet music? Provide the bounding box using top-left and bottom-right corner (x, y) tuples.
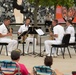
(35, 29), (44, 35)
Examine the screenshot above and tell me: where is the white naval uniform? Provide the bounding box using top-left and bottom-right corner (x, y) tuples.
(18, 24), (36, 53)
(65, 25), (75, 43)
(44, 25), (65, 56)
(0, 23), (17, 52)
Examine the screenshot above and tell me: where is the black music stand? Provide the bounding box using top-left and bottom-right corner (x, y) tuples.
(18, 31), (29, 56)
(34, 28), (45, 57)
(28, 27), (41, 55)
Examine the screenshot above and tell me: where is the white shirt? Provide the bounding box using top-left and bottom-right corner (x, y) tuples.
(0, 23), (8, 38)
(53, 25), (65, 41)
(18, 24), (33, 38)
(65, 25), (75, 42)
(18, 24), (29, 33)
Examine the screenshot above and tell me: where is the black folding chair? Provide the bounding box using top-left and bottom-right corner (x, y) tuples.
(17, 34), (31, 56)
(0, 42), (8, 56)
(51, 34), (71, 59)
(17, 33), (26, 56)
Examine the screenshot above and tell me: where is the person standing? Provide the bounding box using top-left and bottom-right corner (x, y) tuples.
(65, 20), (75, 43)
(44, 19), (65, 56)
(18, 18), (36, 54)
(0, 17), (17, 56)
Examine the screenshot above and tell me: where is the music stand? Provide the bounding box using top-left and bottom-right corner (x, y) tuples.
(18, 31), (29, 56)
(34, 28), (45, 57)
(28, 27), (41, 55)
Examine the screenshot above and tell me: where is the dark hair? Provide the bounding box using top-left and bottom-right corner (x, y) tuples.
(44, 56), (53, 67)
(67, 20), (72, 24)
(24, 18), (31, 22)
(11, 50), (20, 60)
(54, 19), (58, 24)
(4, 16), (10, 21)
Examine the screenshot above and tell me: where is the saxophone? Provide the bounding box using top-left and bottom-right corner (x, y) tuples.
(8, 27), (13, 39)
(48, 26), (55, 40)
(18, 30), (30, 43)
(21, 32), (28, 43)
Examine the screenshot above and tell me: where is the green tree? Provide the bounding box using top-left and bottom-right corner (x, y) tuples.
(27, 0), (74, 26)
(50, 0), (74, 18)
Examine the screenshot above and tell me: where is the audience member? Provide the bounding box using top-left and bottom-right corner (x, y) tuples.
(0, 17), (17, 56)
(11, 50), (30, 75)
(44, 56), (64, 75)
(65, 20), (75, 43)
(44, 19), (65, 57)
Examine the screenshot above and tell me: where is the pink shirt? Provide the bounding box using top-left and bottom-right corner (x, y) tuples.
(19, 63), (29, 75)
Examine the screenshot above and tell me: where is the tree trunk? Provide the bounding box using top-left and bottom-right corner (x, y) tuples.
(33, 8), (37, 26)
(33, 0), (39, 44)
(33, 0), (39, 27)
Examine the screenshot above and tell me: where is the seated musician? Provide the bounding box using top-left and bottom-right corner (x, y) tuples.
(18, 18), (36, 54)
(65, 20), (75, 43)
(0, 17), (17, 56)
(44, 19), (65, 57)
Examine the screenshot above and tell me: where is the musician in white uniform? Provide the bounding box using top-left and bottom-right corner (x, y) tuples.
(0, 17), (17, 56)
(18, 18), (36, 54)
(44, 20), (65, 56)
(65, 20), (75, 43)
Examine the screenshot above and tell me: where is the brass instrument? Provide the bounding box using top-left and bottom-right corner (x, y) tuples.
(21, 32), (28, 43)
(8, 26), (13, 39)
(18, 31), (29, 43)
(48, 26), (55, 40)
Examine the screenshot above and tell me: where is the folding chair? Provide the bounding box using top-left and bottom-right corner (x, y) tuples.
(33, 65), (56, 75)
(17, 33), (27, 56)
(51, 34), (71, 59)
(0, 60), (21, 75)
(0, 42), (8, 56)
(17, 34), (34, 56)
(72, 71), (76, 75)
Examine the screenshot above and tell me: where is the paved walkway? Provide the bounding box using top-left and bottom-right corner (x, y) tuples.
(0, 34), (76, 75)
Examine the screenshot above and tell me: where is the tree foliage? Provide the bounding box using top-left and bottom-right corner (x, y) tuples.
(25, 0), (74, 26)
(27, 0), (74, 7)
